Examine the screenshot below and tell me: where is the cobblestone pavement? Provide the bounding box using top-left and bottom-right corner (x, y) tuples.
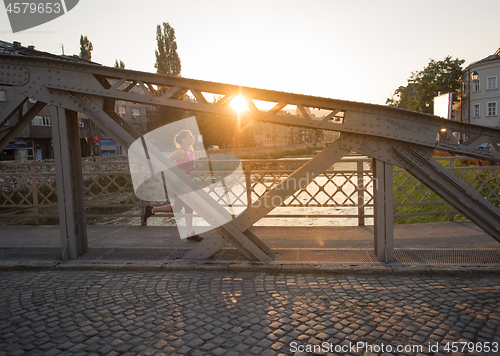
(0, 270), (499, 356)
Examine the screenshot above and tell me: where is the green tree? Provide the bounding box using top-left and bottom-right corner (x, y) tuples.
(386, 56), (465, 114)
(79, 35), (93, 60)
(114, 59), (125, 69)
(155, 22), (181, 76)
(152, 22), (184, 128)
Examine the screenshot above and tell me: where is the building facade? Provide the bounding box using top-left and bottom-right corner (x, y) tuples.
(0, 40), (150, 161)
(461, 48), (500, 127)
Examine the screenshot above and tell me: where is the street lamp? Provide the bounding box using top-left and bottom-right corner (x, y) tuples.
(471, 71), (479, 81)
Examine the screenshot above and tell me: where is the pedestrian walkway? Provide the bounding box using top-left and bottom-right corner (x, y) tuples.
(0, 269), (499, 355)
(0, 221), (499, 266)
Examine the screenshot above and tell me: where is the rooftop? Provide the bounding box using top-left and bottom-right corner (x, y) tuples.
(467, 47), (500, 68)
(0, 39), (100, 65)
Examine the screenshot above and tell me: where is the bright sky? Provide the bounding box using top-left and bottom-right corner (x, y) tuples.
(1, 0), (498, 106)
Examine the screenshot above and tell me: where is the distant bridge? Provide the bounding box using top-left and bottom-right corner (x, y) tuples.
(1, 54), (500, 262)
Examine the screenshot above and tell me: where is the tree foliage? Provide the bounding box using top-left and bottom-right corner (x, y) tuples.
(386, 56), (465, 114)
(114, 59), (125, 69)
(79, 35), (93, 60)
(151, 22), (185, 128)
(155, 22), (181, 76)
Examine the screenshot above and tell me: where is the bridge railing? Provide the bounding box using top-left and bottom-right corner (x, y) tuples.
(0, 156), (498, 226)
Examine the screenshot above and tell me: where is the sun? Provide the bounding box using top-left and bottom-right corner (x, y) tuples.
(230, 96), (249, 113)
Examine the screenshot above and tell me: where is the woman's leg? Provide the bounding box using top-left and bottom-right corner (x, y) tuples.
(158, 200), (194, 234)
(152, 205), (172, 214)
(185, 213), (194, 234)
(144, 204), (172, 223)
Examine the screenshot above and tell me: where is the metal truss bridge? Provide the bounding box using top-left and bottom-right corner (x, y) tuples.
(1, 54), (500, 262)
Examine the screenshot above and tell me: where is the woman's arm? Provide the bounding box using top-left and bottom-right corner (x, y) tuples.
(168, 149), (184, 161)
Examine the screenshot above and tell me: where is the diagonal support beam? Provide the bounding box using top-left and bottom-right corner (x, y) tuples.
(393, 143), (500, 242)
(343, 133), (500, 246)
(0, 101), (46, 151)
(183, 138), (350, 260)
(0, 96), (28, 129)
(234, 138), (350, 231)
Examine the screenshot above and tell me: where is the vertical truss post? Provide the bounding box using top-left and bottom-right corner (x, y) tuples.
(244, 162), (252, 207)
(373, 159), (394, 263)
(29, 165), (40, 225)
(51, 106), (88, 260)
(357, 160), (365, 226)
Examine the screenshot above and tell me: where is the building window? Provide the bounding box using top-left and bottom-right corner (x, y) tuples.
(487, 76), (498, 91)
(487, 102), (497, 117)
(0, 90), (6, 101)
(132, 108), (140, 117)
(473, 104), (480, 118)
(32, 116), (51, 126)
(473, 80), (480, 92)
(118, 106), (126, 115)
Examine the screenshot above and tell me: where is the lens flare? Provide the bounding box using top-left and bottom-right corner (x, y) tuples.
(230, 96), (249, 113)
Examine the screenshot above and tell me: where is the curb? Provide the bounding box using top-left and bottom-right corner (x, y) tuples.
(1, 260), (500, 275)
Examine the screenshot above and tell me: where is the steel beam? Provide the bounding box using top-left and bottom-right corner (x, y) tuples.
(51, 106), (88, 260)
(343, 133), (500, 243)
(233, 139), (350, 231)
(0, 96), (28, 130)
(373, 159), (394, 262)
(0, 100), (46, 151)
(392, 143), (500, 243)
(183, 139), (350, 260)
(3, 55), (500, 161)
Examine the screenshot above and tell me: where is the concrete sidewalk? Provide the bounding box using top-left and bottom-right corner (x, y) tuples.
(1, 220), (498, 249)
(0, 221), (499, 267)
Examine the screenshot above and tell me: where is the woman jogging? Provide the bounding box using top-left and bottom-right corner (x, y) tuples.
(143, 130), (202, 242)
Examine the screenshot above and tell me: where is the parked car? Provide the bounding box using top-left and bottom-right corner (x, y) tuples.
(477, 143), (491, 150)
(477, 142), (500, 150)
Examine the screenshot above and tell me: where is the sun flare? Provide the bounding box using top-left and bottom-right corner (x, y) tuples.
(230, 96), (249, 113)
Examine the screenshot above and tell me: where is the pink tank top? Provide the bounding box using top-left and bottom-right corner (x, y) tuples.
(175, 147), (194, 176)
